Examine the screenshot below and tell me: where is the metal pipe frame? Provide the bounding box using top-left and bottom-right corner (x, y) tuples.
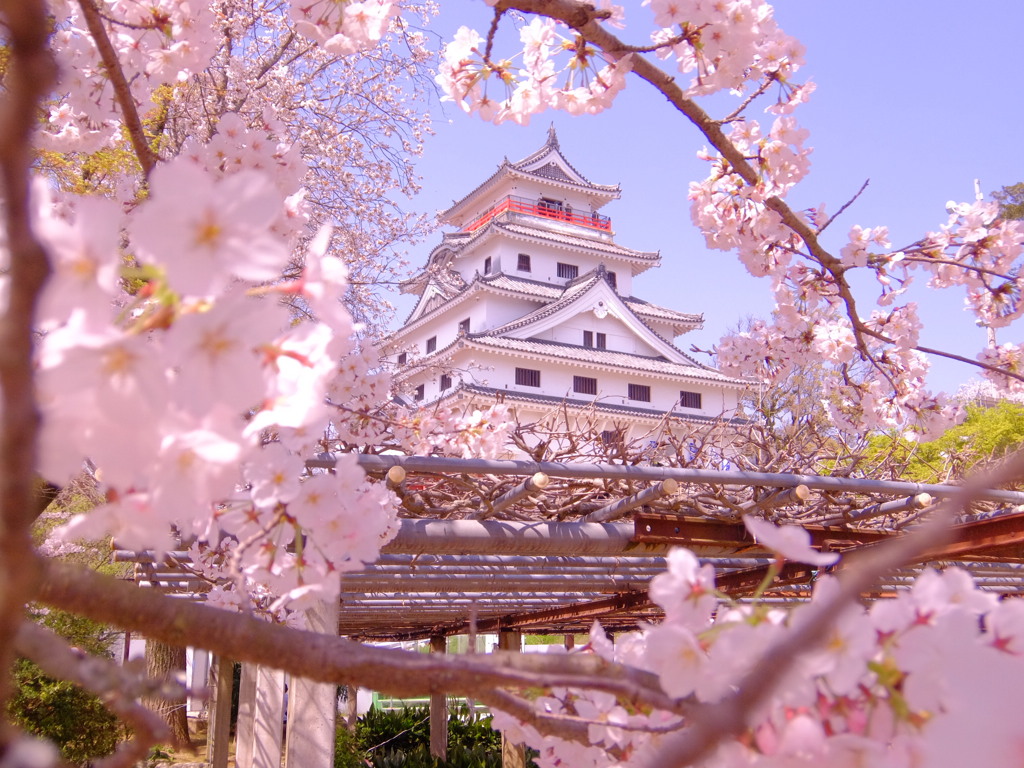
(585, 479), (678, 523)
(816, 493), (933, 527)
(482, 472), (550, 518)
(319, 454), (1024, 504)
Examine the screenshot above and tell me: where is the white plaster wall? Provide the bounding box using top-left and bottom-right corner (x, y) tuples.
(451, 223), (636, 295)
(466, 353), (739, 418)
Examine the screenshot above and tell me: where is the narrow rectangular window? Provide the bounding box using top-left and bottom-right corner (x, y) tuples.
(515, 368), (541, 387)
(517, 253), (532, 272)
(397, 352), (407, 366)
(573, 376), (598, 395)
(483, 256), (492, 274)
(458, 318), (470, 335)
(628, 383), (651, 402)
(557, 262), (579, 280)
(440, 374), (452, 390)
(680, 390), (702, 409)
(596, 332), (607, 350)
(601, 429), (622, 446)
(583, 330), (594, 348)
(607, 271), (617, 289)
(426, 336), (436, 353)
(414, 384), (425, 401)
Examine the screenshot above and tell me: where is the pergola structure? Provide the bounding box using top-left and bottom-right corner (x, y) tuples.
(121, 454), (1024, 768)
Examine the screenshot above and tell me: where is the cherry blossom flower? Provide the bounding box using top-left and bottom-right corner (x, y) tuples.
(743, 515), (840, 566)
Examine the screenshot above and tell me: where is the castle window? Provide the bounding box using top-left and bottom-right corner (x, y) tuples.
(628, 383), (651, 402)
(596, 332), (607, 350)
(600, 428), (623, 446)
(573, 376), (598, 395)
(679, 390), (702, 409)
(583, 330), (593, 347)
(397, 352), (407, 366)
(517, 253), (532, 272)
(483, 256), (492, 274)
(440, 374), (452, 390)
(458, 318), (470, 335)
(557, 262), (579, 280)
(515, 368), (541, 388)
(414, 384), (425, 401)
(607, 271), (617, 289)
(426, 336), (436, 353)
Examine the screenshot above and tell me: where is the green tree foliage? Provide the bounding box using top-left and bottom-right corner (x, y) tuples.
(9, 475), (129, 765)
(867, 401), (1024, 483)
(993, 182), (1024, 221)
(8, 612), (124, 766)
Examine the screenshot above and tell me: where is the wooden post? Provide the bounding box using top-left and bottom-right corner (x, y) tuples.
(497, 631), (526, 768)
(429, 635), (448, 761)
(206, 655), (233, 768)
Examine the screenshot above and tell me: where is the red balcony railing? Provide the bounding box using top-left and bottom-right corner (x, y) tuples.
(463, 195), (612, 233)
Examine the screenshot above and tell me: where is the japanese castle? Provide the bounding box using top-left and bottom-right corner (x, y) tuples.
(392, 128), (745, 443)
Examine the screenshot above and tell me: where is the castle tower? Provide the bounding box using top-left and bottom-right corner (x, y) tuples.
(391, 128), (745, 444)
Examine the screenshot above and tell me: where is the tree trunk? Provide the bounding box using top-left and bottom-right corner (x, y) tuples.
(144, 639), (192, 748)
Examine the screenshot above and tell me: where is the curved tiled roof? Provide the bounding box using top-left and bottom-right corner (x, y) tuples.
(478, 272), (565, 299)
(509, 127), (619, 193)
(398, 267), (468, 325)
(482, 272), (699, 327)
(623, 297), (703, 327)
(441, 131), (620, 223)
(491, 221), (659, 262)
(484, 268), (706, 361)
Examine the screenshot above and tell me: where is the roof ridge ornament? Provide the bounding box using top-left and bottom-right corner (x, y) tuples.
(547, 123), (559, 149)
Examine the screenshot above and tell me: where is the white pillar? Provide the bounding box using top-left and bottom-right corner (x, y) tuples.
(207, 656), (233, 768)
(234, 664), (258, 768)
(187, 648), (210, 716)
(429, 636), (448, 761)
(251, 667), (286, 768)
(498, 631), (526, 768)
(284, 601), (339, 768)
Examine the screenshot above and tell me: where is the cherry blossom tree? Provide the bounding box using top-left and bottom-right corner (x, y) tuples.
(4, 2), (1024, 768)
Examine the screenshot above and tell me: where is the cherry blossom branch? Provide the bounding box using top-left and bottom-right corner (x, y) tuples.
(0, 0), (55, 745)
(14, 622), (170, 768)
(76, 0), (159, 177)
(34, 558), (683, 712)
(818, 178), (870, 234)
(493, 0), (1018, 400)
(721, 71), (778, 124)
(647, 447), (1024, 767)
(899, 253), (1016, 282)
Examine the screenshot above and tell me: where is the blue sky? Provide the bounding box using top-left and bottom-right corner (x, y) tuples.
(394, 1), (1024, 396)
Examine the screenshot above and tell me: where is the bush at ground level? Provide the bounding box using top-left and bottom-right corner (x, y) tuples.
(335, 705), (530, 768)
(9, 658), (124, 766)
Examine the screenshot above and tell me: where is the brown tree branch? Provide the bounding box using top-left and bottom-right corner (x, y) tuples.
(0, 0), (56, 749)
(35, 558), (682, 713)
(493, 0), (1024, 389)
(76, 0), (158, 177)
(647, 447), (1024, 767)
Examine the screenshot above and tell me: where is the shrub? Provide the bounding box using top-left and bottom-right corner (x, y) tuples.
(9, 658), (124, 766)
(334, 704), (522, 768)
